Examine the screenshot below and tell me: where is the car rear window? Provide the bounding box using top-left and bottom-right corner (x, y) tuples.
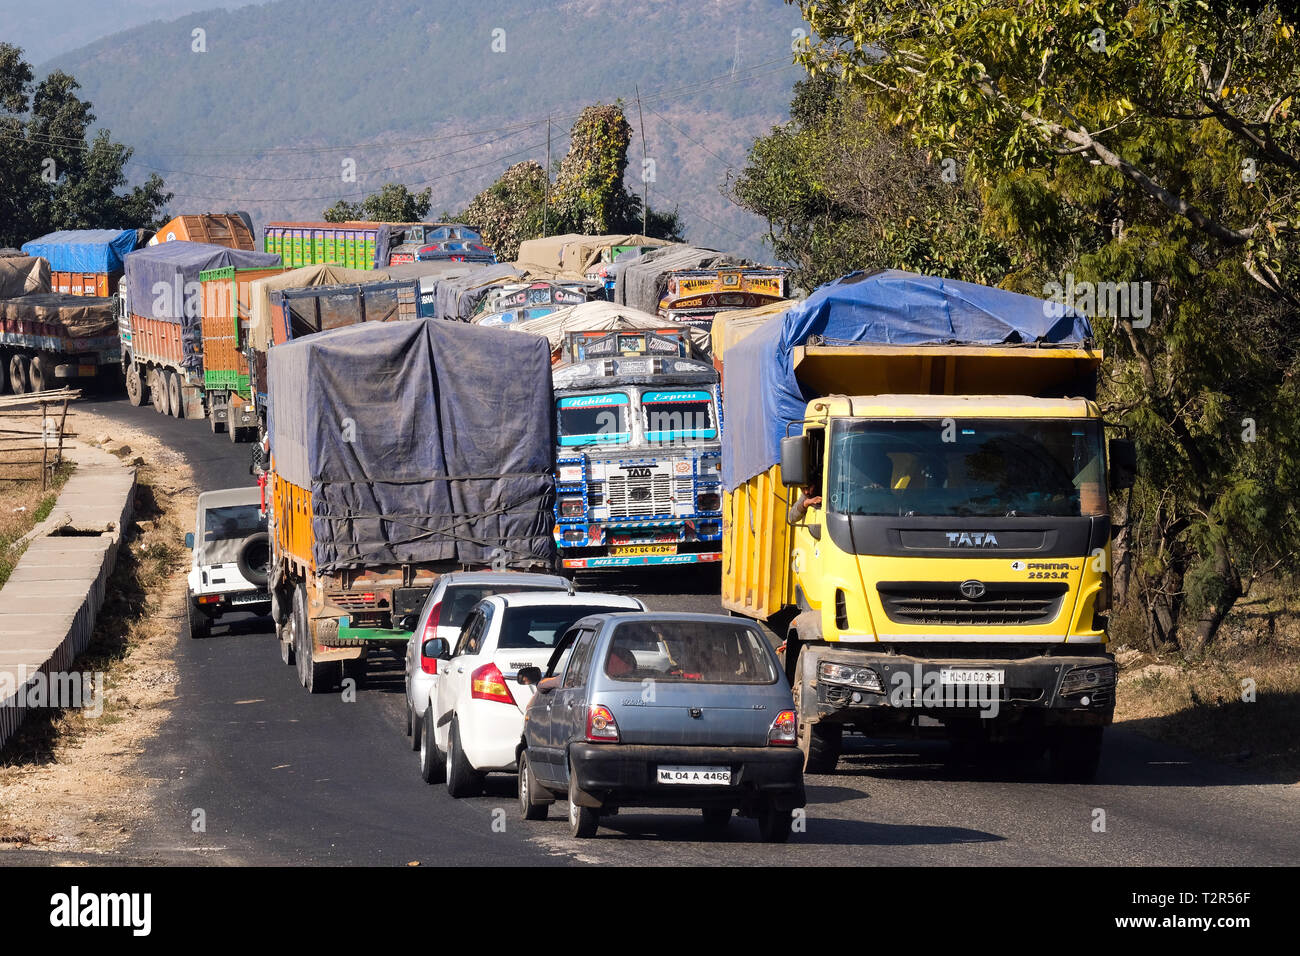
(604, 621), (777, 684)
(499, 605), (622, 650)
(203, 504), (264, 541)
(443, 585), (564, 626)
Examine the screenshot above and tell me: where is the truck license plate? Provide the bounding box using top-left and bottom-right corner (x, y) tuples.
(940, 669), (1004, 685)
(657, 766), (730, 785)
(612, 544), (676, 556)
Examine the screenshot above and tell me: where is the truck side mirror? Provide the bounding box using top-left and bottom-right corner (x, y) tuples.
(780, 435), (809, 487)
(1109, 438), (1137, 490)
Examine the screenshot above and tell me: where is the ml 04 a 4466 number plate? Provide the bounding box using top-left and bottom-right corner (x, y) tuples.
(657, 766), (731, 785)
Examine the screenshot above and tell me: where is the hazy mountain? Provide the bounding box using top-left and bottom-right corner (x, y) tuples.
(34, 0), (806, 260)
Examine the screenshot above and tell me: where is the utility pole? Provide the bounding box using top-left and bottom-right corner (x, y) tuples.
(544, 116), (551, 236)
(635, 85), (648, 237)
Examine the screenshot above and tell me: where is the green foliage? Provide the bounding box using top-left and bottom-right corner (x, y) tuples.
(323, 182), (432, 223)
(785, 0), (1300, 651)
(460, 161), (549, 261)
(0, 43), (170, 247)
(729, 77), (1009, 290)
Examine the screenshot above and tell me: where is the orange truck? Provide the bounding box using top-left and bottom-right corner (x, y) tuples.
(149, 214), (255, 250)
(21, 229), (146, 298)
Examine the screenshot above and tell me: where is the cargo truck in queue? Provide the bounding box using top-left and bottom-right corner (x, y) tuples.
(551, 329), (724, 571)
(719, 270), (1136, 781)
(118, 241), (280, 418)
(265, 317), (557, 692)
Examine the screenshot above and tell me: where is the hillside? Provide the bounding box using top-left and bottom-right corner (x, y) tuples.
(38, 0), (805, 259)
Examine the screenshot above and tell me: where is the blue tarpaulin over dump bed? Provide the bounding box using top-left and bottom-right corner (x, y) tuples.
(22, 229), (141, 273)
(722, 269), (1094, 490)
(268, 317), (556, 573)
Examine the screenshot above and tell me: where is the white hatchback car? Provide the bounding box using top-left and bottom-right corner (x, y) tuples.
(417, 591), (645, 796)
(403, 571), (572, 748)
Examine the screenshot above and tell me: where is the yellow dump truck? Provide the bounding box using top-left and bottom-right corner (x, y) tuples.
(720, 271), (1135, 780)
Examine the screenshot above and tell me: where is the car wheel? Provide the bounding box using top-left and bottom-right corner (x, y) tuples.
(419, 708), (445, 784)
(1049, 726), (1104, 783)
(186, 600), (209, 640)
(756, 801), (793, 843)
(701, 806), (731, 834)
(445, 719), (484, 798)
(567, 759), (599, 839)
(517, 751), (548, 821)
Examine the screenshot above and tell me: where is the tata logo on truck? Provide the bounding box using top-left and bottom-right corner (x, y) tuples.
(945, 532), (999, 547)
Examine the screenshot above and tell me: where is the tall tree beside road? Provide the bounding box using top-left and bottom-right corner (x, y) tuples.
(0, 43), (170, 248)
(778, 0), (1300, 654)
(323, 182), (433, 224)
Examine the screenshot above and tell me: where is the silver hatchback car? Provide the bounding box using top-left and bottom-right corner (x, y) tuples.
(516, 612), (806, 842)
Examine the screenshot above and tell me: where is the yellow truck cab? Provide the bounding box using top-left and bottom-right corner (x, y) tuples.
(720, 271), (1135, 781)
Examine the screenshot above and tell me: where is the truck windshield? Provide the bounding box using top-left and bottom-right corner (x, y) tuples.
(641, 389), (717, 444)
(826, 418), (1107, 518)
(557, 393), (631, 447)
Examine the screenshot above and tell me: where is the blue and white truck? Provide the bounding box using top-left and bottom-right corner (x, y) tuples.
(551, 330), (723, 571)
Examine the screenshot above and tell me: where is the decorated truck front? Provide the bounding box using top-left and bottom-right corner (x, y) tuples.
(552, 334), (723, 570)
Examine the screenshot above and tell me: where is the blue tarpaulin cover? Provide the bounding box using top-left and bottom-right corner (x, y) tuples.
(268, 317), (556, 572)
(21, 229), (140, 273)
(722, 269), (1095, 490)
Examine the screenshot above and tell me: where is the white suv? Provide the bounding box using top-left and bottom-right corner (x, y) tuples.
(418, 590), (645, 796)
(185, 488), (271, 639)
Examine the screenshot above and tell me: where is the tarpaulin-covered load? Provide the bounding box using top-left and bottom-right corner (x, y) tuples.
(503, 300), (711, 357)
(124, 241), (280, 323)
(21, 229), (141, 274)
(0, 294), (118, 338)
(722, 269), (1096, 490)
(712, 299), (796, 362)
(268, 318), (556, 572)
(515, 234), (589, 275)
(614, 244), (752, 313)
(247, 265), (387, 352)
(432, 263), (523, 320)
(0, 256), (51, 298)
(560, 234), (670, 276)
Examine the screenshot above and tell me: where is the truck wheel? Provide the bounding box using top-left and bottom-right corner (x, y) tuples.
(756, 801), (793, 843)
(793, 649), (842, 773)
(1049, 726), (1104, 783)
(208, 404), (226, 433)
(8, 354), (29, 395)
(236, 532), (270, 587)
(419, 708), (445, 783)
(517, 751), (549, 821)
(445, 718), (484, 798)
(28, 355), (47, 393)
(302, 626), (338, 695)
(567, 759), (599, 838)
(186, 600), (210, 640)
(167, 371), (184, 418)
(149, 370), (167, 414)
(125, 364), (147, 406)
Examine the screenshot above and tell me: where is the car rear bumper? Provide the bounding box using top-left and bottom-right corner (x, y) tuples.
(569, 743), (805, 810)
(192, 590), (270, 615)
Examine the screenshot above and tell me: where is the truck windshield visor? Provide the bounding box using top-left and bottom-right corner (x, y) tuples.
(827, 418), (1107, 518)
(641, 389), (717, 444)
(557, 393), (631, 447)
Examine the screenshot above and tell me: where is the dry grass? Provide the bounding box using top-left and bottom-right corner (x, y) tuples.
(1112, 588), (1300, 782)
(0, 408), (195, 855)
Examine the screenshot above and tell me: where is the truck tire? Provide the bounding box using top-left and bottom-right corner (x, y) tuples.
(793, 648), (842, 773)
(445, 718), (484, 798)
(28, 354), (47, 393)
(236, 532), (270, 587)
(149, 369), (167, 414)
(125, 363), (147, 406)
(186, 599), (210, 640)
(167, 370), (184, 418)
(9, 354), (29, 395)
(1049, 726), (1104, 783)
(419, 707), (445, 784)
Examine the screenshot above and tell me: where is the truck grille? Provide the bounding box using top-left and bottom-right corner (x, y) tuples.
(878, 583), (1068, 627)
(607, 474), (672, 517)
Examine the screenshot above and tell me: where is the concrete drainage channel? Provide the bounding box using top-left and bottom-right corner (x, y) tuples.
(0, 441), (136, 750)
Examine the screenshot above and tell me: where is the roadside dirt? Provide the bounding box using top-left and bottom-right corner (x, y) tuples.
(0, 407), (194, 857)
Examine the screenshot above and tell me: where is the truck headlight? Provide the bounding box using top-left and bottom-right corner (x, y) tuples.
(696, 491), (720, 512)
(818, 661), (883, 693)
(559, 497), (585, 518)
(1059, 663), (1117, 696)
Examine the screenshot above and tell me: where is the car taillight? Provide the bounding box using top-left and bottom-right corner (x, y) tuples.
(768, 710), (797, 746)
(586, 704), (620, 742)
(470, 662), (515, 704)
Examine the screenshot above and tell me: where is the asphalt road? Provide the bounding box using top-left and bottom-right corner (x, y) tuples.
(82, 396), (1300, 867)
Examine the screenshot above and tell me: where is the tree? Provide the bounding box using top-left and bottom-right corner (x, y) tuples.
(787, 0), (1300, 654)
(323, 182), (432, 223)
(729, 75), (1010, 290)
(0, 44), (170, 248)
